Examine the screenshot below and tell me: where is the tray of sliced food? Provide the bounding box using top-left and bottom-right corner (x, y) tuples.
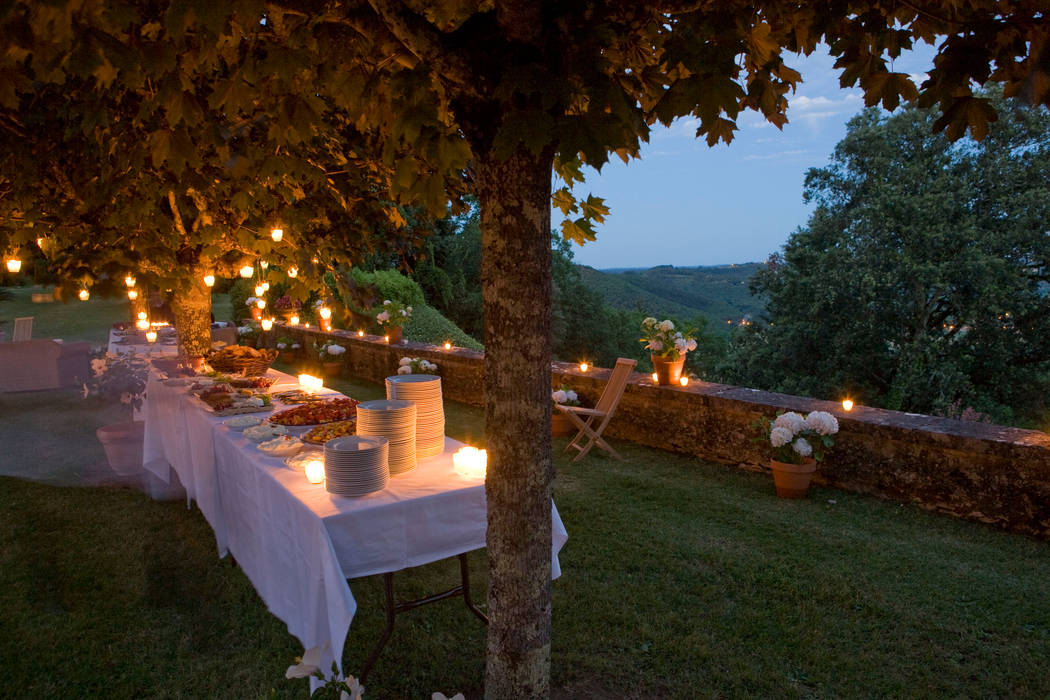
(303, 420), (357, 445)
(258, 435), (305, 457)
(196, 384), (274, 415)
(269, 398), (360, 426)
(228, 375), (278, 391)
(272, 389), (329, 405)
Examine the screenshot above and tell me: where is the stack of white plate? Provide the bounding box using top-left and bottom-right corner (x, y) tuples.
(324, 436), (389, 496)
(385, 374), (445, 459)
(356, 399), (417, 474)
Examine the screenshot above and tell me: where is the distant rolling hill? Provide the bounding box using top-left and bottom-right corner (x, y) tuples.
(578, 263), (767, 331)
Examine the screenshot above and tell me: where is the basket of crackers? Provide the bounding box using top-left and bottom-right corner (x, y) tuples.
(206, 345), (277, 376)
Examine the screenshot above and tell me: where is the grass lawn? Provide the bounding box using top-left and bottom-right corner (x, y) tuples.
(0, 285), (235, 345)
(3, 383), (1050, 698)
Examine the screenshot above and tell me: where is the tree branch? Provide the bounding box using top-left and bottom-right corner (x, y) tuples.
(364, 0), (475, 90)
(168, 190), (188, 240)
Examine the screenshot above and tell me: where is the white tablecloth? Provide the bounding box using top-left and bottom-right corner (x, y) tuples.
(142, 369), (568, 676)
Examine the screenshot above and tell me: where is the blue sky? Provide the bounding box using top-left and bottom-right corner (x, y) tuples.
(567, 46), (937, 270)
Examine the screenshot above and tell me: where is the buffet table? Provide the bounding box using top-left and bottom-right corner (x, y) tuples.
(107, 328), (179, 356)
(141, 368), (568, 677)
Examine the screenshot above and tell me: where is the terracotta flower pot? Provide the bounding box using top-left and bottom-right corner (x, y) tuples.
(250, 307), (262, 321)
(651, 354), (685, 385)
(323, 361), (342, 377)
(770, 458), (817, 499)
(385, 326), (403, 344)
(279, 351), (297, 364)
(97, 421), (145, 476)
(552, 411), (574, 437)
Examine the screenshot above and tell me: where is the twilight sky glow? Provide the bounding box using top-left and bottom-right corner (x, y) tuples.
(566, 45), (938, 270)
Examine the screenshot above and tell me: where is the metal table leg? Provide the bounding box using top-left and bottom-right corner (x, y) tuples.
(358, 553), (488, 683)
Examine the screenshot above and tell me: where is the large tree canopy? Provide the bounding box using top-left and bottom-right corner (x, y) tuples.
(1, 2), (1047, 697)
(723, 91), (1050, 425)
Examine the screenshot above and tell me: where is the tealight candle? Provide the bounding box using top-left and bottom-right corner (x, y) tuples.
(652, 372), (659, 383)
(203, 274), (215, 287)
(453, 446), (488, 479)
(319, 307), (332, 320)
(261, 318), (273, 331)
(842, 399), (854, 411)
(444, 342), (451, 350)
(358, 330), (364, 337)
(127, 289), (138, 300)
(254, 284), (265, 296)
(579, 362), (589, 372)
(289, 315), (299, 326)
(680, 376), (689, 386)
(271, 228), (283, 242)
(5, 259), (20, 273)
(303, 322), (310, 328)
(78, 289), (90, 301)
(298, 374), (324, 393)
(124, 275), (136, 287)
(287, 267), (298, 278)
(239, 265), (254, 278)
(145, 330), (157, 343)
(384, 335), (390, 343)
(305, 459), (325, 484)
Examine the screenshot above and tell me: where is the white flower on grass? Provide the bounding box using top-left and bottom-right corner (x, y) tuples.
(659, 319), (674, 331)
(793, 437), (813, 457)
(805, 410), (839, 435)
(399, 357), (413, 366)
(552, 389), (568, 404)
(285, 646), (322, 679)
(770, 426), (793, 447)
(773, 411), (805, 434)
(397, 365), (412, 375)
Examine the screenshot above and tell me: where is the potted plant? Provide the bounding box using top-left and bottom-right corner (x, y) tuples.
(245, 296), (263, 321)
(276, 335), (299, 364)
(376, 299), (412, 344)
(551, 385), (580, 437)
(397, 356), (438, 375)
(86, 351), (150, 476)
(237, 322), (260, 347)
(757, 410), (839, 498)
(640, 317), (697, 385)
(273, 295), (302, 322)
(316, 342), (346, 376)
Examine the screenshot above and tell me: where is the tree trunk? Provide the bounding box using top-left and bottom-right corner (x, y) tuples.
(171, 272), (213, 360)
(478, 146), (555, 699)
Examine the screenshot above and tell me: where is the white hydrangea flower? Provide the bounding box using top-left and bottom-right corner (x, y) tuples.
(245, 297), (259, 306)
(422, 360), (437, 371)
(552, 390), (568, 404)
(376, 311), (390, 323)
(642, 317), (657, 327)
(383, 299), (391, 306)
(326, 344), (346, 356)
(773, 411), (805, 434)
(397, 365), (412, 375)
(399, 357), (413, 366)
(805, 411), (839, 435)
(406, 306), (413, 313)
(649, 339), (663, 352)
(770, 426), (793, 447)
(674, 338), (688, 352)
(687, 339), (697, 351)
(793, 437), (813, 457)
(400, 309), (408, 317)
(659, 319), (674, 331)
(291, 343), (300, 349)
(277, 342), (287, 349)
(566, 390), (578, 403)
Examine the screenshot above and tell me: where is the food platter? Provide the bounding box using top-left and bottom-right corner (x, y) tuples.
(272, 389), (328, 405)
(269, 398), (360, 426)
(303, 420), (357, 445)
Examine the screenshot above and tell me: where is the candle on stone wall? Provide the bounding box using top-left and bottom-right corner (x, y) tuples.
(261, 318), (273, 331)
(203, 274), (215, 287)
(78, 289), (90, 301)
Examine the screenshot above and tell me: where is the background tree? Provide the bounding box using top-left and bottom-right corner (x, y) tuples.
(2, 2), (1048, 697)
(723, 92), (1050, 426)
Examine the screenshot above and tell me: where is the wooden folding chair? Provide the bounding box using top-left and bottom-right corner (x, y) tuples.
(12, 317), (33, 342)
(557, 357), (637, 462)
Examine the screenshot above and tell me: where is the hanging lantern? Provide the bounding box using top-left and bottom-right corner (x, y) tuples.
(271, 228), (283, 242)
(124, 275), (136, 287)
(78, 289), (90, 301)
(239, 265), (254, 278)
(203, 274), (215, 287)
(287, 267), (298, 278)
(5, 258), (21, 273)
(260, 260), (269, 270)
(254, 284), (265, 297)
(261, 282), (270, 291)
(137, 311), (148, 320)
(319, 307), (332, 320)
(257, 299), (266, 309)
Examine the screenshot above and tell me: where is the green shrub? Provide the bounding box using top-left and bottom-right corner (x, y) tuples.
(228, 278), (254, 324)
(404, 303), (483, 350)
(349, 268), (425, 307)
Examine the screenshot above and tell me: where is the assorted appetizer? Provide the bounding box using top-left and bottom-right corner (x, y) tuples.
(269, 398), (360, 426)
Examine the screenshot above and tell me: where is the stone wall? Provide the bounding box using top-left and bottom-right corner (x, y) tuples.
(270, 326), (1050, 539)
